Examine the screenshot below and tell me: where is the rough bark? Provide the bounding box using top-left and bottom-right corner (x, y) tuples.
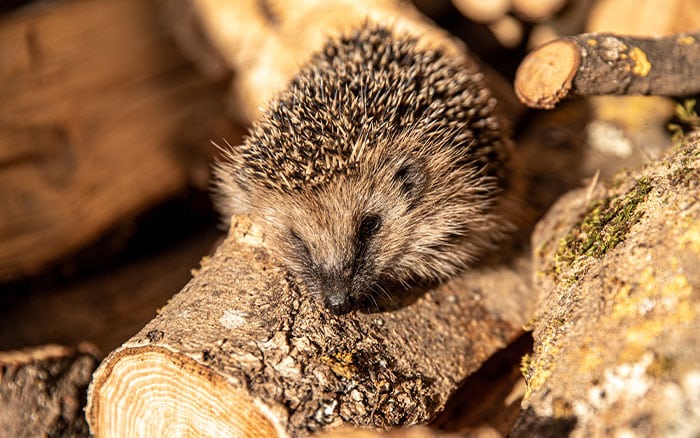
(0, 344), (98, 437)
(86, 216), (534, 437)
(515, 31), (700, 109)
(512, 132), (700, 436)
(0, 0), (228, 281)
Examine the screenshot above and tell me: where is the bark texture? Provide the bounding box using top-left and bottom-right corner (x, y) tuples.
(515, 31), (700, 109)
(0, 0), (227, 281)
(513, 132), (700, 436)
(0, 344), (97, 437)
(87, 217), (534, 437)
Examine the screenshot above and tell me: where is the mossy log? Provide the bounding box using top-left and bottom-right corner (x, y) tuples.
(0, 0), (226, 281)
(87, 217), (533, 437)
(513, 132), (700, 436)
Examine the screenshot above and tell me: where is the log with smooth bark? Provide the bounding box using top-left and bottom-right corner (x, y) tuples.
(0, 0), (226, 281)
(514, 31), (700, 109)
(86, 216), (534, 437)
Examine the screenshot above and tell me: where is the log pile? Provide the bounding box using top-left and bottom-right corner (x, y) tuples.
(1, 0), (699, 436)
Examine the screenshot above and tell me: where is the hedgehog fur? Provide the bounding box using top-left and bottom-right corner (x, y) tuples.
(215, 25), (512, 314)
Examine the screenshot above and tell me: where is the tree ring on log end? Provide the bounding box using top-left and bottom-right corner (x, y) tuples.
(515, 40), (580, 109)
(86, 346), (283, 437)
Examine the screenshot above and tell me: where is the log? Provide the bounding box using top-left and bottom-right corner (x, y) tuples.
(0, 344), (98, 437)
(511, 0), (567, 21)
(514, 31), (700, 109)
(0, 0), (228, 281)
(513, 131), (700, 437)
(86, 216), (534, 436)
(0, 223), (222, 353)
(161, 0), (524, 125)
(587, 0), (700, 37)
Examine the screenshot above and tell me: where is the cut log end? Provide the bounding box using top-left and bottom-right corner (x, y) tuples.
(87, 346), (282, 437)
(514, 40), (580, 109)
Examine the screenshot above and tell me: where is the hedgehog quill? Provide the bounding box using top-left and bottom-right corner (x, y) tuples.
(215, 25), (512, 314)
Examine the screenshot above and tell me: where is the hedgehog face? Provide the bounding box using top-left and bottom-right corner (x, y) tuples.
(260, 154), (430, 314)
(228, 136), (503, 315)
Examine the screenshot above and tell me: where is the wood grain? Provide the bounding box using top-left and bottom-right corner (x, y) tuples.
(0, 0), (226, 281)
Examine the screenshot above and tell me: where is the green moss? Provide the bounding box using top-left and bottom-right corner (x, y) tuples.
(646, 354), (676, 378)
(520, 353), (531, 378)
(552, 177), (653, 280)
(667, 166), (700, 187)
(668, 98), (700, 143)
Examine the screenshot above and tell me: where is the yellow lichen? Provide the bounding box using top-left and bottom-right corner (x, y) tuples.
(629, 47), (651, 76)
(523, 331), (561, 400)
(320, 351), (358, 380)
(523, 362), (552, 401)
(610, 265), (695, 362)
(587, 39), (597, 46)
(577, 342), (605, 373)
(679, 221), (700, 253)
(677, 35), (696, 45)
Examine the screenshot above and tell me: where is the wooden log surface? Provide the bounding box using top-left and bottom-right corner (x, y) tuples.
(0, 0), (227, 281)
(161, 0), (524, 125)
(87, 216), (534, 437)
(0, 222), (222, 354)
(514, 31), (700, 109)
(0, 344), (98, 437)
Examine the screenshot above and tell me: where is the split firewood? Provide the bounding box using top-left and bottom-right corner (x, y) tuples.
(514, 31), (700, 109)
(161, 0), (524, 125)
(0, 0), (229, 281)
(511, 0), (568, 21)
(86, 217), (533, 436)
(0, 344), (98, 437)
(513, 132), (700, 437)
(451, 0), (510, 23)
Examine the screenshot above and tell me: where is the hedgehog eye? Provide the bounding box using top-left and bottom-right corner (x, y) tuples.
(289, 229), (310, 259)
(358, 214), (382, 242)
(392, 163), (425, 200)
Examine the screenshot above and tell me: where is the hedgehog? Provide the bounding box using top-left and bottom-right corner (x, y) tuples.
(215, 25), (512, 314)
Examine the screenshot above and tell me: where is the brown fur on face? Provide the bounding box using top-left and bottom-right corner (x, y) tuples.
(214, 25), (511, 314)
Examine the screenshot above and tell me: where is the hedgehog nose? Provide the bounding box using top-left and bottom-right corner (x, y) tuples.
(324, 292), (353, 315)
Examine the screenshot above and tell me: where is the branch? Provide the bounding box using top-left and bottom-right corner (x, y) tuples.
(515, 31), (700, 109)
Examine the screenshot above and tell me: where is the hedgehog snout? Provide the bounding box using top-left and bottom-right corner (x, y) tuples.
(324, 288), (354, 315)
(315, 266), (356, 315)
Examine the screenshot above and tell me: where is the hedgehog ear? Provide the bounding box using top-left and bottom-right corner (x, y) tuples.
(392, 162), (426, 201)
(212, 162), (253, 220)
